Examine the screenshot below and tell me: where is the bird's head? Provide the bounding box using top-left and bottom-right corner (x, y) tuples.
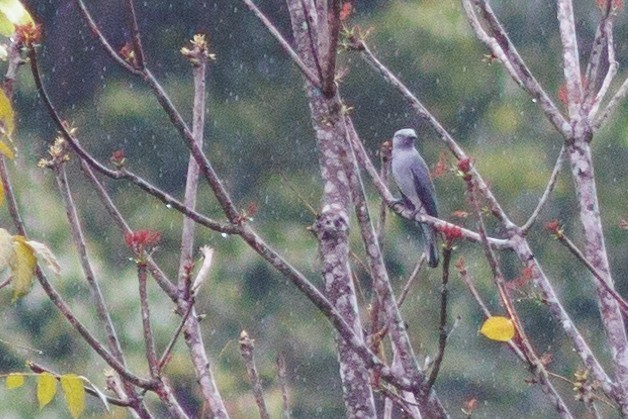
(392, 128), (417, 150)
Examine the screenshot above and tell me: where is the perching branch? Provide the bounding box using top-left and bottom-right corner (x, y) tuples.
(355, 41), (517, 229)
(346, 122), (511, 250)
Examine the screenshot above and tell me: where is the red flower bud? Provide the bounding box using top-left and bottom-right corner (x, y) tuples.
(457, 157), (472, 173)
(124, 229), (162, 253)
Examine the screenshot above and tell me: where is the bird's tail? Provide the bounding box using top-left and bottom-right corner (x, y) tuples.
(421, 223), (439, 268)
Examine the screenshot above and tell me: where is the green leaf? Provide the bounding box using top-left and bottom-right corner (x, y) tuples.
(37, 372), (57, 408)
(480, 316), (516, 342)
(60, 374), (85, 418)
(10, 235), (37, 301)
(6, 373), (24, 389)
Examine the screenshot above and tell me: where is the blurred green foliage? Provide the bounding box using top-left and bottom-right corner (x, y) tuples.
(0, 0), (626, 417)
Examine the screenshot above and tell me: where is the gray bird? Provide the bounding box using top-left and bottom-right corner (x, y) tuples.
(391, 128), (439, 268)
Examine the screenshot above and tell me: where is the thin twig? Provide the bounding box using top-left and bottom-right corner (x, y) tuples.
(590, 20), (617, 118)
(0, 157), (25, 235)
(465, 174), (573, 418)
(28, 361), (132, 407)
(77, 0), (241, 223)
(299, 0), (324, 84)
(242, 0), (321, 87)
(158, 302), (194, 372)
(79, 161), (178, 300)
(457, 264), (530, 363)
(426, 246), (452, 391)
(28, 48), (237, 235)
(35, 265), (158, 389)
(464, 0), (569, 137)
(396, 254), (426, 308)
(142, 68), (241, 222)
(584, 4), (617, 116)
(522, 146), (566, 233)
(376, 141), (391, 248)
(76, 0), (142, 75)
(322, 0), (340, 96)
(124, 0), (146, 69)
(553, 229), (628, 317)
(137, 262), (159, 379)
(55, 163), (128, 365)
(239, 331), (270, 419)
(556, 0), (583, 117)
(593, 73), (628, 130)
(177, 38), (208, 285)
(345, 119), (431, 407)
(276, 354), (290, 419)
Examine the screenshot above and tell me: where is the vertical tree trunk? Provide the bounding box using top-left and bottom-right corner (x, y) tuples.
(567, 132), (628, 413)
(286, 1), (377, 416)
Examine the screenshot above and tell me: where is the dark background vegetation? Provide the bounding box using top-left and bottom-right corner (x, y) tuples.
(0, 0), (627, 417)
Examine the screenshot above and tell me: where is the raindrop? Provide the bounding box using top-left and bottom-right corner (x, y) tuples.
(166, 204), (172, 209)
(532, 98), (537, 103)
(221, 233), (229, 238)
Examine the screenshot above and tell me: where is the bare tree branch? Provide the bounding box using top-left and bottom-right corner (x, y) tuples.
(522, 146), (566, 233)
(242, 0), (321, 87)
(464, 0), (570, 137)
(426, 246), (452, 392)
(556, 0), (583, 116)
(239, 331), (270, 419)
(124, 0), (146, 69)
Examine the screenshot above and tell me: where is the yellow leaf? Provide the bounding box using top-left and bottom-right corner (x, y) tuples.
(26, 240), (61, 275)
(37, 372), (57, 408)
(479, 316), (515, 342)
(0, 89), (14, 139)
(0, 228), (13, 271)
(0, 0), (33, 35)
(60, 374), (85, 418)
(6, 373), (24, 389)
(10, 235), (37, 301)
(0, 140), (13, 159)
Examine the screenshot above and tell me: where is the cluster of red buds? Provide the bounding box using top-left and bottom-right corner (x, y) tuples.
(545, 220), (563, 239)
(440, 223), (463, 244)
(110, 149), (126, 169)
(124, 229), (161, 257)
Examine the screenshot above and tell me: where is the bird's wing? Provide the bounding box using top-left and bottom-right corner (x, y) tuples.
(410, 160), (438, 218)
